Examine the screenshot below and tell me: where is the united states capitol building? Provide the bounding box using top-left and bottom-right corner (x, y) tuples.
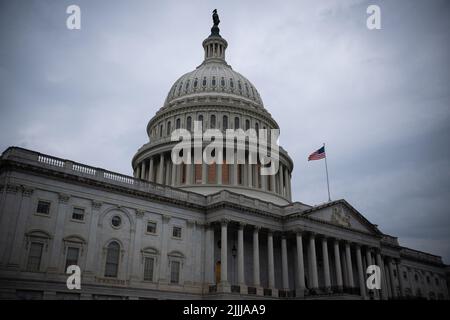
(0, 12), (448, 300)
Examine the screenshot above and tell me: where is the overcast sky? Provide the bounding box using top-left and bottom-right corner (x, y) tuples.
(1, 0), (449, 262)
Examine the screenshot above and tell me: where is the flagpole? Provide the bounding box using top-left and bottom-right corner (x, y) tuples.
(323, 143), (331, 202)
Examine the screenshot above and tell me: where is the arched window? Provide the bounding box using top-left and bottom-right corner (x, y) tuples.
(245, 119), (250, 130)
(202, 77), (207, 86)
(186, 116), (192, 131)
(198, 115), (204, 128)
(166, 121), (171, 136)
(176, 118), (181, 129)
(255, 122), (259, 136)
(193, 78), (198, 89)
(234, 117), (240, 129)
(212, 76), (216, 87)
(221, 77), (225, 87)
(210, 115), (216, 128)
(160, 124), (163, 137)
(229, 78), (234, 90)
(223, 115), (228, 130)
(105, 241), (120, 278)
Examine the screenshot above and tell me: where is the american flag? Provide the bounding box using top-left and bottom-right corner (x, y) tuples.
(308, 146), (326, 161)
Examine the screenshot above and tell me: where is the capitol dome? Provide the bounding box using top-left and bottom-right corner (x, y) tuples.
(132, 12), (293, 205)
(164, 58), (264, 108)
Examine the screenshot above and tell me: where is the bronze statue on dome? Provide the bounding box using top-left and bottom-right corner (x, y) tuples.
(210, 9), (221, 36)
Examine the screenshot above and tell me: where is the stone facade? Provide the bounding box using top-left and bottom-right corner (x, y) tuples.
(0, 14), (448, 300)
(0, 147), (447, 300)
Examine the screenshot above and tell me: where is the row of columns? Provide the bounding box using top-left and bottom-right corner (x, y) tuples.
(135, 152), (292, 199)
(210, 221), (406, 299)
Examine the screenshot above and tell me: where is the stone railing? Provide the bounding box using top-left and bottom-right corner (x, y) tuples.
(401, 247), (443, 265)
(2, 147), (292, 216)
(1, 147), (206, 206)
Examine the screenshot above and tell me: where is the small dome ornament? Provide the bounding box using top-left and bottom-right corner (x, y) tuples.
(211, 9), (221, 37)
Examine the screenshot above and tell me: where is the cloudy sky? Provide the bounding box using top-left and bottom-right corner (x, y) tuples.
(1, 0), (449, 262)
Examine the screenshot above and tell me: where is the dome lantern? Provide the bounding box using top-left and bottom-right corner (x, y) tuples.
(202, 9), (228, 64)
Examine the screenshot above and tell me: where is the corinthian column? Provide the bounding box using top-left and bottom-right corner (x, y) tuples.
(158, 153), (165, 184)
(220, 220), (228, 284)
(281, 235), (289, 290)
(279, 164), (284, 196)
(267, 231), (275, 289)
(345, 242), (355, 288)
(309, 233), (319, 290)
(295, 231), (306, 296)
(355, 244), (367, 299)
(321, 237), (331, 291)
(237, 223), (245, 286)
(334, 240), (343, 291)
(253, 227), (261, 287)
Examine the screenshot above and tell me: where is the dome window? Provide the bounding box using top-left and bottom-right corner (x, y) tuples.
(210, 115), (216, 128)
(223, 115), (228, 130)
(245, 119), (250, 130)
(160, 124), (163, 137)
(245, 83), (249, 96)
(186, 116), (192, 132)
(202, 77), (207, 87)
(238, 80), (242, 92)
(185, 80), (190, 93)
(212, 76), (216, 87)
(193, 78), (198, 89)
(229, 78), (234, 90)
(176, 118), (181, 129)
(221, 77), (225, 87)
(255, 122), (259, 136)
(234, 117), (240, 129)
(166, 121), (171, 136)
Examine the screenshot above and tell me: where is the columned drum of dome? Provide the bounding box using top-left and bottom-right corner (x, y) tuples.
(132, 11), (294, 205)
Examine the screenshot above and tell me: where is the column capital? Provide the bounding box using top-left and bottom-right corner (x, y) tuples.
(5, 183), (20, 194)
(253, 225), (262, 232)
(186, 219), (196, 227)
(135, 209), (145, 218)
(308, 231), (316, 239)
(237, 222), (246, 230)
(22, 186), (34, 197)
(58, 193), (70, 204)
(91, 200), (102, 210)
(220, 218), (229, 226)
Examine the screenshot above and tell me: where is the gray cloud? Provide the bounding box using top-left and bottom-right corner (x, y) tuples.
(1, 0), (449, 261)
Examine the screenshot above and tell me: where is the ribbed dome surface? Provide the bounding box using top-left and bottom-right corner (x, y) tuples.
(164, 61), (264, 107)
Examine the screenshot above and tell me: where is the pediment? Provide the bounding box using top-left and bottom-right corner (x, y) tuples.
(303, 200), (381, 235)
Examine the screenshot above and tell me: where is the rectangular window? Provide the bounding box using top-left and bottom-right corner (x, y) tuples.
(144, 257), (154, 281)
(36, 200), (51, 215)
(72, 208), (85, 221)
(65, 247), (80, 271)
(146, 222), (157, 234)
(27, 242), (43, 271)
(170, 261), (180, 284)
(172, 226), (182, 239)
